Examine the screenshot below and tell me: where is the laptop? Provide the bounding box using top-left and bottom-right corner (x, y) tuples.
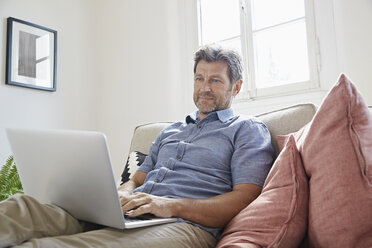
(6, 128), (177, 229)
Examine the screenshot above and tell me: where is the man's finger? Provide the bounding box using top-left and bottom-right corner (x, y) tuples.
(128, 204), (152, 217)
(121, 194), (151, 213)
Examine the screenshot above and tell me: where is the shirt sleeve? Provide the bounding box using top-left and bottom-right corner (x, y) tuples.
(231, 119), (275, 186)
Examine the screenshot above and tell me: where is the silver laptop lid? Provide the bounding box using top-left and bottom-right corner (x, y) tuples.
(6, 128), (125, 229)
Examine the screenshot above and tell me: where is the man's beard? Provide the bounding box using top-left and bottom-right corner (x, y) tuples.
(193, 91), (232, 115)
(195, 93), (218, 115)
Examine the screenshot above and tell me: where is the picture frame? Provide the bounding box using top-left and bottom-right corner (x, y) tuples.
(6, 17), (57, 91)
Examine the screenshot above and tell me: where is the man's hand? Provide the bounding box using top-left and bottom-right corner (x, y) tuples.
(119, 184), (261, 228)
(118, 170), (262, 228)
(120, 192), (176, 218)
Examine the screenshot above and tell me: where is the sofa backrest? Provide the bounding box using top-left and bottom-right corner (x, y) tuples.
(129, 122), (171, 154)
(255, 103), (317, 155)
(129, 103), (317, 156)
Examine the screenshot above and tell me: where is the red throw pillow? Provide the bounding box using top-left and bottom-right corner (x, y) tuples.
(217, 135), (308, 248)
(280, 74), (372, 247)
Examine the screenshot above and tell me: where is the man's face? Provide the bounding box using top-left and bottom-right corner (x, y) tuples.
(193, 60), (241, 120)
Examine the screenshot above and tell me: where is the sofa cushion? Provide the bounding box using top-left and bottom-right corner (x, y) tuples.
(279, 74), (372, 247)
(120, 151), (146, 184)
(217, 135), (308, 248)
(128, 122), (171, 154)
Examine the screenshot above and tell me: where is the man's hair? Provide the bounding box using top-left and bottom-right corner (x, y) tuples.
(193, 45), (243, 84)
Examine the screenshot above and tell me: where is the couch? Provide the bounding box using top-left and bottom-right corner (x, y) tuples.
(122, 74), (372, 248)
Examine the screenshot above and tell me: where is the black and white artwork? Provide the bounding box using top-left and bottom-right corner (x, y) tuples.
(6, 17), (57, 91)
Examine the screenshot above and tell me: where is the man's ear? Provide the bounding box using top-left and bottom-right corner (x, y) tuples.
(232, 79), (243, 97)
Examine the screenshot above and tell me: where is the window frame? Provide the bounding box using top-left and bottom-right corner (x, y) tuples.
(197, 0), (320, 100)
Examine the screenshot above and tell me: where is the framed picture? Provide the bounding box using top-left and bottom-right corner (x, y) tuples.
(6, 17), (57, 91)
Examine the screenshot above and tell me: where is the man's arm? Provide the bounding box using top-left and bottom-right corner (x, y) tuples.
(117, 171), (147, 197)
(121, 183), (261, 228)
(173, 183), (261, 227)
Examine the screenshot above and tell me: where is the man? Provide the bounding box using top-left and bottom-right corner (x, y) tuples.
(0, 45), (274, 248)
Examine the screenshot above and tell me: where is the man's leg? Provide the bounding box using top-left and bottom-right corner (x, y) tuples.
(0, 194), (83, 247)
(15, 222), (217, 248)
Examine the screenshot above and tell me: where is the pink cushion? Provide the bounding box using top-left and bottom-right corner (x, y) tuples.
(280, 74), (372, 247)
(217, 136), (308, 248)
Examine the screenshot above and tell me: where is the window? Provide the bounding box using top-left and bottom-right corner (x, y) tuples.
(198, 0), (319, 99)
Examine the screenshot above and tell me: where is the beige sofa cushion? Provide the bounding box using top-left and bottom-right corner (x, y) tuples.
(129, 122), (171, 154)
(128, 103), (317, 156)
(255, 103), (316, 155)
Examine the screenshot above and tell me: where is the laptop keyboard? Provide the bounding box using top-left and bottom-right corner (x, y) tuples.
(124, 213), (156, 222)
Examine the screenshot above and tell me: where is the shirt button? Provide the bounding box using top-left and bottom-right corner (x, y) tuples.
(176, 155), (181, 160)
(154, 179), (160, 183)
(197, 125), (201, 129)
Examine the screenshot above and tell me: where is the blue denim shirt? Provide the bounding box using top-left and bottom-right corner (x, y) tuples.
(134, 108), (275, 239)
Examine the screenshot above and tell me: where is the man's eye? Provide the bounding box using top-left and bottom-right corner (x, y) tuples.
(195, 77), (203, 81)
(212, 79), (221, 83)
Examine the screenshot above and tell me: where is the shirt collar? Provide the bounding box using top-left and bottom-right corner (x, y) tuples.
(186, 108), (235, 124)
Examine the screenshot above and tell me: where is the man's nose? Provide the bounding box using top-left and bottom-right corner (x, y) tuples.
(201, 81), (211, 92)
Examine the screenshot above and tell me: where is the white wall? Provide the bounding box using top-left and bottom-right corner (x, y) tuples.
(0, 0), (198, 181)
(0, 0), (100, 164)
(93, 0), (198, 179)
(333, 0), (372, 104)
(0, 0), (371, 182)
